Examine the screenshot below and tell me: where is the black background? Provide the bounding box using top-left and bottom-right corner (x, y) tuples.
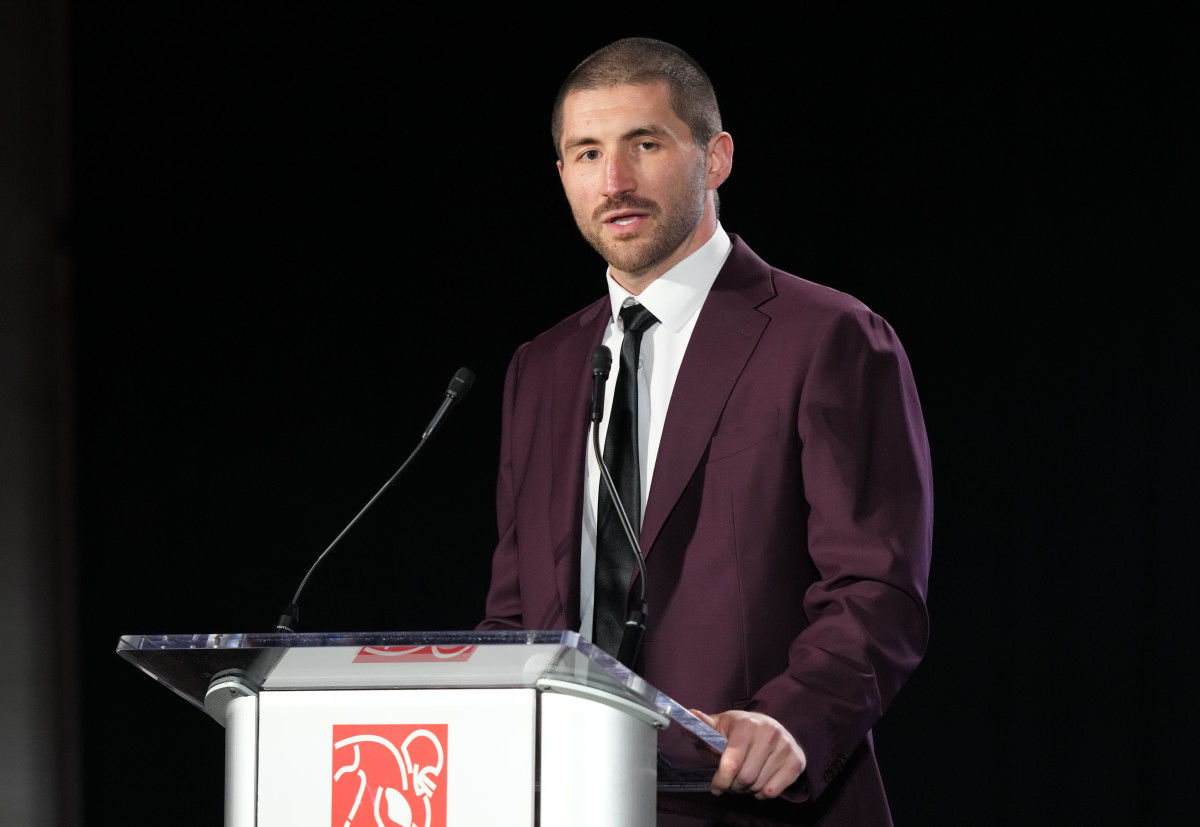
(68, 6), (1192, 825)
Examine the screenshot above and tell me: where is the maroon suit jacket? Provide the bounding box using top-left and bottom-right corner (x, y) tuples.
(480, 235), (933, 826)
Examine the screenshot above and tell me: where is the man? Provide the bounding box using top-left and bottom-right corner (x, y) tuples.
(479, 37), (932, 826)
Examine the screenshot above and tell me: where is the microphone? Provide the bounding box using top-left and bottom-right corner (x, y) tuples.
(275, 367), (476, 632)
(424, 367), (475, 439)
(590, 346), (612, 423)
(588, 346), (649, 667)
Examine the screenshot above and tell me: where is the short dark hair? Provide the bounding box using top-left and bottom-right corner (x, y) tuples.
(551, 37), (722, 161)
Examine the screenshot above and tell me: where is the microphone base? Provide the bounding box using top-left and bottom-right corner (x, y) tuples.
(275, 603), (299, 633)
(616, 604), (647, 668)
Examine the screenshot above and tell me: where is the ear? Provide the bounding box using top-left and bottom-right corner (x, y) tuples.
(556, 159), (564, 180)
(705, 132), (734, 189)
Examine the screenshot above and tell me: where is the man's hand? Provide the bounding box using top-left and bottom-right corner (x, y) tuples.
(691, 709), (806, 800)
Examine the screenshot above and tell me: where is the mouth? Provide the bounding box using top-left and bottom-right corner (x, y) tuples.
(602, 210), (650, 232)
(610, 215), (642, 226)
(594, 195), (657, 232)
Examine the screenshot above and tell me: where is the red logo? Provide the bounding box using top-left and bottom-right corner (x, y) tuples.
(332, 724), (448, 827)
(353, 645), (476, 664)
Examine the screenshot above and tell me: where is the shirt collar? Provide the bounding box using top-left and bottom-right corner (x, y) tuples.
(605, 224), (733, 333)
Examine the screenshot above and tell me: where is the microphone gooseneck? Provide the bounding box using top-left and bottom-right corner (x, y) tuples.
(588, 345), (649, 667)
(275, 367), (476, 632)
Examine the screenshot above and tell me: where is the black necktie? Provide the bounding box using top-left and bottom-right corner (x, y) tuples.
(594, 302), (659, 656)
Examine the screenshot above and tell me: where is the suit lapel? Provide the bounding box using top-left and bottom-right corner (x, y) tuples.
(549, 299), (610, 627)
(640, 237), (776, 558)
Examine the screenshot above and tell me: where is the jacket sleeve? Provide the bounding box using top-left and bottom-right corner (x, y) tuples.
(751, 306), (933, 802)
(476, 345), (528, 631)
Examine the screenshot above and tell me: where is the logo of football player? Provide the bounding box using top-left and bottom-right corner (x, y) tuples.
(332, 724), (447, 827)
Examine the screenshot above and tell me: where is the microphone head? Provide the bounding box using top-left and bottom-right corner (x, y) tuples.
(447, 367), (476, 400)
(591, 346), (612, 378)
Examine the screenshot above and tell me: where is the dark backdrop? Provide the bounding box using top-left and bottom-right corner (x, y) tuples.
(68, 6), (1192, 825)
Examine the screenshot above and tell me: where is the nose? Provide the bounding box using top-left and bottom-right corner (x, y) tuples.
(602, 153), (636, 197)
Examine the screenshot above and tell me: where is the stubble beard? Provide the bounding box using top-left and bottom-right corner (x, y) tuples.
(574, 160), (709, 279)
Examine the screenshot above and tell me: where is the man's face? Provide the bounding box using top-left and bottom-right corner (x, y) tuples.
(557, 82), (710, 287)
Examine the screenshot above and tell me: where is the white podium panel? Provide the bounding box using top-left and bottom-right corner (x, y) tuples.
(539, 690), (658, 827)
(257, 688), (536, 827)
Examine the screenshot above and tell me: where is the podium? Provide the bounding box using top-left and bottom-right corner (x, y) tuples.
(117, 630), (726, 826)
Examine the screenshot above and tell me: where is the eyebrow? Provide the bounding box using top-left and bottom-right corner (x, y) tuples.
(561, 124), (672, 154)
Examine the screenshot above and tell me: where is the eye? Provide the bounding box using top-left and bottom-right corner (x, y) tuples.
(637, 140), (659, 151)
(578, 149), (601, 162)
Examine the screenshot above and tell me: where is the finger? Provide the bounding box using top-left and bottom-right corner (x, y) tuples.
(706, 710), (804, 796)
(709, 741), (744, 794)
(746, 735), (805, 799)
(711, 719), (767, 794)
(730, 726), (780, 794)
(752, 753), (805, 800)
(731, 746), (769, 794)
(682, 709), (724, 755)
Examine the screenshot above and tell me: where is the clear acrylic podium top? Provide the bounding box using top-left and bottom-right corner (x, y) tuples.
(117, 629), (725, 789)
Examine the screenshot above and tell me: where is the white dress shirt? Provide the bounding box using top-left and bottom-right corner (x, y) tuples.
(579, 224), (733, 640)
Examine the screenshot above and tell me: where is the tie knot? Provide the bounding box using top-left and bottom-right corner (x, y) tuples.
(620, 303), (659, 335)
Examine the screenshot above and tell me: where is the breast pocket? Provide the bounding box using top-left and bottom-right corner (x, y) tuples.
(706, 408), (780, 463)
